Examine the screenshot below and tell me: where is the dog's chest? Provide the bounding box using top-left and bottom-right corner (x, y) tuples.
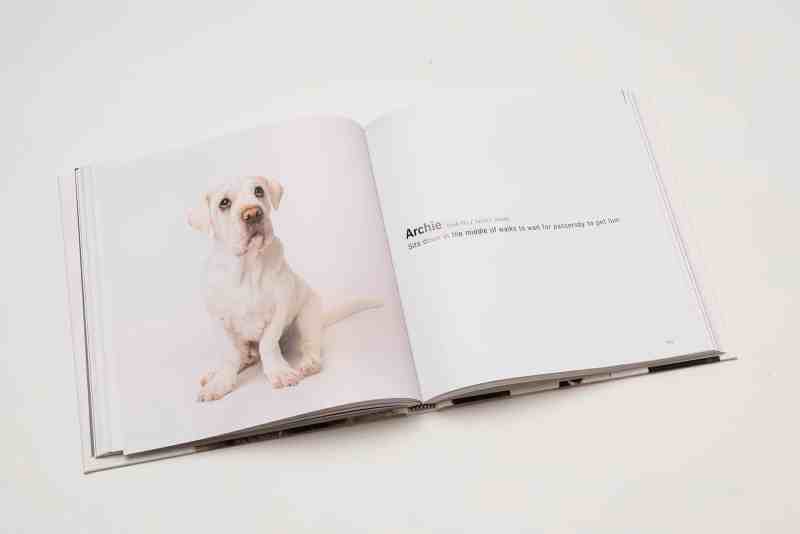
(206, 274), (280, 341)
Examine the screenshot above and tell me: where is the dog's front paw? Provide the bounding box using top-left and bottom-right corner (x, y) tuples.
(298, 353), (321, 377)
(197, 367), (237, 401)
(264, 364), (302, 389)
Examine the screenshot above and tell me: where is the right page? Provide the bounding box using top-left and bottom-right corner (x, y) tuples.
(366, 91), (719, 402)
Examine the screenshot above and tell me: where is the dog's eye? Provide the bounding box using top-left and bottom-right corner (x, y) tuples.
(218, 198), (231, 210)
(254, 186), (264, 198)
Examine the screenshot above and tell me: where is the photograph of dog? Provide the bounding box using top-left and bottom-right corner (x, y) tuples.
(187, 175), (382, 401)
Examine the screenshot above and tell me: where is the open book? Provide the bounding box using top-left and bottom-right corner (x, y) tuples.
(59, 90), (725, 472)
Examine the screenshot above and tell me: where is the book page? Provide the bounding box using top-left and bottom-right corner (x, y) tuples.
(366, 92), (717, 402)
(87, 116), (419, 453)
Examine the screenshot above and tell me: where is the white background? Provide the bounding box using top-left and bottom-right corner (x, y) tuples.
(1, 1), (798, 532)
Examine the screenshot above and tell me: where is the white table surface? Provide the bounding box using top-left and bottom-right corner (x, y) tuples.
(1, 1), (797, 532)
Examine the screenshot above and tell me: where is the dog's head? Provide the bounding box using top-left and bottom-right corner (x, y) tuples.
(187, 176), (284, 256)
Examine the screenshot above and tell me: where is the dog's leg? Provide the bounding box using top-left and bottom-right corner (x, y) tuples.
(259, 305), (302, 388)
(200, 340), (257, 385)
(243, 341), (260, 369)
(198, 327), (249, 402)
(295, 293), (323, 377)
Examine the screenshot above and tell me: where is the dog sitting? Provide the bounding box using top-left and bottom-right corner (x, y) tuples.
(187, 176), (381, 401)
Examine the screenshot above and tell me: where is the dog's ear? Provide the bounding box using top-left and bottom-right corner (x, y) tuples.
(187, 193), (214, 238)
(264, 178), (284, 210)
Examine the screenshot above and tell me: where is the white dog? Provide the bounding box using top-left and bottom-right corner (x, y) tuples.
(187, 176), (381, 401)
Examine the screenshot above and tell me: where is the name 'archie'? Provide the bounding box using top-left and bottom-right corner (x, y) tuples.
(406, 221), (443, 239)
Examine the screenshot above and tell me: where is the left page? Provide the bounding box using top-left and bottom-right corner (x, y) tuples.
(83, 116), (419, 454)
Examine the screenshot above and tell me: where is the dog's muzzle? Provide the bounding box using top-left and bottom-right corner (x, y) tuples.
(241, 206), (263, 225)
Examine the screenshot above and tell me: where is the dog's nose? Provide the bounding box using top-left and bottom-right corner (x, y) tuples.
(241, 206), (263, 224)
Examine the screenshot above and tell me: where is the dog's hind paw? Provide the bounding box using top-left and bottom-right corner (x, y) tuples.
(199, 370), (215, 387)
(197, 367), (237, 401)
(265, 365), (303, 389)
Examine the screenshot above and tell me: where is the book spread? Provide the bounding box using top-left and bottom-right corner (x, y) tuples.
(59, 90), (725, 472)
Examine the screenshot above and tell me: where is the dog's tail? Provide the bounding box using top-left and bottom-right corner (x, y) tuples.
(323, 298), (383, 328)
